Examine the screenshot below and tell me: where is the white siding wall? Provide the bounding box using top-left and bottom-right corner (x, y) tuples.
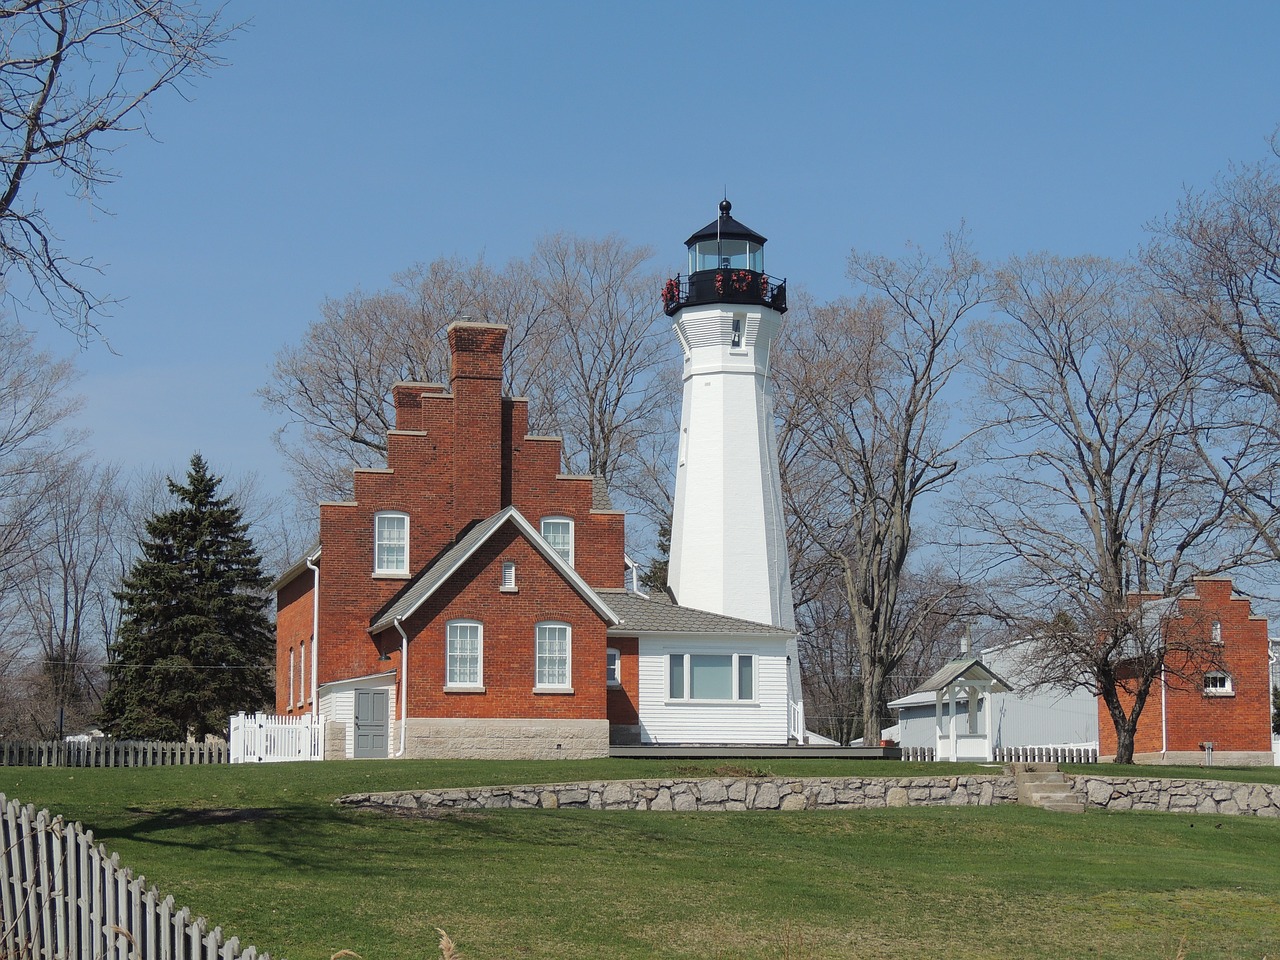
(318, 677), (396, 758)
(637, 636), (790, 744)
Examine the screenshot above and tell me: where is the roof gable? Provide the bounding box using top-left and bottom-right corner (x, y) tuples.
(368, 506), (619, 634)
(601, 590), (792, 637)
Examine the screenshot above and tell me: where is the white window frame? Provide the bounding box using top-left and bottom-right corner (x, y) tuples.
(1204, 671), (1234, 696)
(297, 639), (306, 707)
(534, 621), (572, 692)
(606, 647), (621, 687)
(540, 517), (574, 566)
(445, 620), (484, 691)
(288, 646), (296, 710)
(1211, 620), (1223, 644)
(667, 652), (756, 703)
(374, 511), (409, 576)
(501, 561), (517, 592)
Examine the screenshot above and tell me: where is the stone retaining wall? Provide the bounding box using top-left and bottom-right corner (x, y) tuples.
(340, 775), (1018, 812)
(340, 773), (1280, 817)
(1069, 775), (1280, 817)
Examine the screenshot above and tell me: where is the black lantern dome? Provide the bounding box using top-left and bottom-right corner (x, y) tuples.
(662, 200), (786, 317)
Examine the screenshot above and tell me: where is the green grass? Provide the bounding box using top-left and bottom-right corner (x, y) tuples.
(3, 759), (1279, 960)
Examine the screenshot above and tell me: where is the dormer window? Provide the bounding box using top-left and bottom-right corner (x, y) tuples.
(540, 517), (574, 566)
(374, 512), (409, 575)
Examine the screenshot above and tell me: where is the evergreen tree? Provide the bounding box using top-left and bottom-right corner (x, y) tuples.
(101, 454), (273, 740)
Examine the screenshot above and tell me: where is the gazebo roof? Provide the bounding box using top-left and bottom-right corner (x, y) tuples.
(912, 656), (1014, 695)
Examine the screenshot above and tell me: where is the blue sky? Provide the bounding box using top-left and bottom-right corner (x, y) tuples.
(25, 1), (1280, 512)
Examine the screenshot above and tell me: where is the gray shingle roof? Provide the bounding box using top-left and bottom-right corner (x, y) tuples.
(912, 657), (1013, 695)
(601, 590), (791, 636)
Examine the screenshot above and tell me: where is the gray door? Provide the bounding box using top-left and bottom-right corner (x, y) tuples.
(353, 689), (389, 758)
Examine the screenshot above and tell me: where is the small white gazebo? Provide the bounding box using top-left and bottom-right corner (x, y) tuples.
(910, 657), (1013, 762)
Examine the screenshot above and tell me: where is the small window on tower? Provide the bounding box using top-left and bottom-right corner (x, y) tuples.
(1204, 671), (1233, 696)
(731, 312), (744, 348)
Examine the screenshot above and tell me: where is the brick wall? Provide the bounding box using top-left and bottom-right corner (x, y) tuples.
(1098, 578), (1271, 758)
(274, 569), (314, 714)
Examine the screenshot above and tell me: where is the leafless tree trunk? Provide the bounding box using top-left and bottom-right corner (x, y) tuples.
(0, 0), (234, 340)
(775, 234), (989, 742)
(966, 254), (1249, 762)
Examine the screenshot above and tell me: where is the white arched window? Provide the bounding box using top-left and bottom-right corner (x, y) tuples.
(374, 511), (409, 575)
(535, 622), (572, 691)
(446, 620), (483, 689)
(540, 517), (574, 566)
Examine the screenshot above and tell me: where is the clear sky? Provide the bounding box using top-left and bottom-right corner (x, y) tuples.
(24, 1), (1280, 517)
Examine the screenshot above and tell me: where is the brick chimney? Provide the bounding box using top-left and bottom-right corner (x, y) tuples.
(448, 322), (507, 521)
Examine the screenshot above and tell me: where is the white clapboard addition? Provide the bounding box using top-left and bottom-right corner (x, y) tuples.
(0, 794), (269, 959)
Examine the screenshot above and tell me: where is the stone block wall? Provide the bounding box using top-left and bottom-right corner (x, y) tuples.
(1069, 775), (1280, 816)
(339, 775), (1019, 812)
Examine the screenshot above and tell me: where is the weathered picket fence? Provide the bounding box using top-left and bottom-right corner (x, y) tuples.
(899, 746), (935, 761)
(0, 793), (268, 960)
(995, 745), (1098, 764)
(229, 712), (325, 763)
(0, 739), (228, 768)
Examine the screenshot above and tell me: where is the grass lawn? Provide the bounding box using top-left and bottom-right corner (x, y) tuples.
(2, 759), (1278, 960)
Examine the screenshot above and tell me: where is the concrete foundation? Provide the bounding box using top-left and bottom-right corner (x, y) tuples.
(397, 717), (609, 759)
(1124, 750), (1274, 767)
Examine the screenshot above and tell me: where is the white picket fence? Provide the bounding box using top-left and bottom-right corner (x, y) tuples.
(0, 739), (228, 768)
(229, 712), (325, 763)
(0, 793), (269, 960)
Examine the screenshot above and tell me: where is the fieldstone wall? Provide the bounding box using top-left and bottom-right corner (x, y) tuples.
(339, 775), (1019, 812)
(1069, 775), (1280, 817)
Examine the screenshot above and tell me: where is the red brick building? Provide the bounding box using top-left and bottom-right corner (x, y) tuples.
(1098, 578), (1272, 765)
(274, 320), (802, 758)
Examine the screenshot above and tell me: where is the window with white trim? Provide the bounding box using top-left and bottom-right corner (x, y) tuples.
(668, 653), (754, 701)
(606, 647), (621, 686)
(446, 621), (483, 688)
(501, 561), (517, 591)
(1204, 671), (1233, 696)
(535, 622), (571, 689)
(374, 511), (409, 575)
(297, 639), (306, 707)
(540, 517), (574, 565)
(288, 646), (296, 709)
(1211, 620), (1223, 644)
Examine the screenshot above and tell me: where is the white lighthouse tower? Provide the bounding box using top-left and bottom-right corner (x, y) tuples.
(663, 200), (795, 631)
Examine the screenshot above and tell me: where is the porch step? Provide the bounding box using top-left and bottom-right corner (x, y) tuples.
(1008, 762), (1085, 814)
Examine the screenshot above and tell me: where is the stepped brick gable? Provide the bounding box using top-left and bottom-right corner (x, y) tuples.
(273, 321), (628, 758)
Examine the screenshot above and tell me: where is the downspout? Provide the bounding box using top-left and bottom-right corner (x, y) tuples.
(393, 617), (409, 758)
(1159, 662), (1168, 760)
(306, 551), (320, 710)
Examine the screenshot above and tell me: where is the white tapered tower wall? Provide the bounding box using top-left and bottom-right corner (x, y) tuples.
(668, 301), (795, 631)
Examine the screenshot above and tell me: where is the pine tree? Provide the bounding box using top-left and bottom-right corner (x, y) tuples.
(101, 454), (273, 740)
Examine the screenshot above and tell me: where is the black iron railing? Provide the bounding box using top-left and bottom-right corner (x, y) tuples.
(662, 269), (788, 317)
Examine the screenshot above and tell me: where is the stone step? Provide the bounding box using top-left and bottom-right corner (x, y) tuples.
(1010, 761), (1087, 813)
(1038, 799), (1085, 814)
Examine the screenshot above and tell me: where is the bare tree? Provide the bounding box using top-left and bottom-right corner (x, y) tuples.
(526, 233), (679, 536)
(1147, 139), (1280, 561)
(966, 253), (1250, 762)
(0, 0), (234, 340)
(0, 316), (82, 585)
(774, 234), (989, 742)
(5, 456), (124, 736)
